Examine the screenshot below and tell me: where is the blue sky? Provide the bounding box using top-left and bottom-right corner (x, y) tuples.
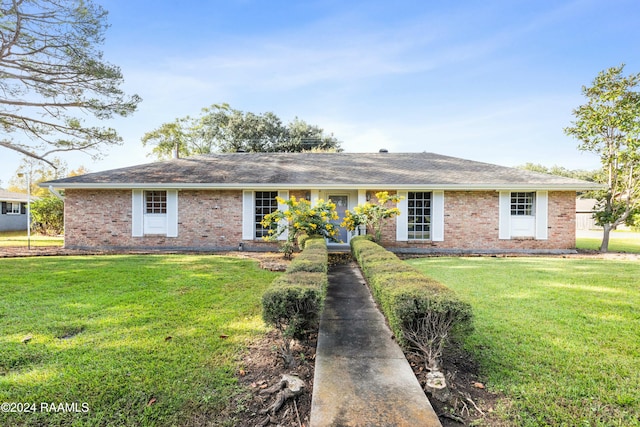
(2, 0), (640, 186)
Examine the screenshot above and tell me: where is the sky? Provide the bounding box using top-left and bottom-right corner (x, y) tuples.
(2, 0), (640, 187)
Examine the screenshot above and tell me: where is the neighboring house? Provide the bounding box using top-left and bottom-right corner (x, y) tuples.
(0, 189), (29, 232)
(575, 197), (632, 231)
(576, 198), (598, 230)
(42, 152), (601, 253)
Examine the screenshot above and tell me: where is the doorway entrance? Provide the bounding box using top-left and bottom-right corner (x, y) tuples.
(328, 195), (349, 243)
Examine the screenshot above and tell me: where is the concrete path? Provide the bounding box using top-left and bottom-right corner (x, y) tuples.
(310, 262), (442, 427)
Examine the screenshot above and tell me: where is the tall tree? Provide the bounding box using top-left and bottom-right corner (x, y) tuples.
(141, 119), (192, 160)
(517, 163), (598, 182)
(564, 65), (640, 252)
(8, 157), (77, 197)
(0, 0), (141, 167)
(142, 104), (341, 158)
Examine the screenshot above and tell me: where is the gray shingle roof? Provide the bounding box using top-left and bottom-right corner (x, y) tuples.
(43, 152), (600, 190)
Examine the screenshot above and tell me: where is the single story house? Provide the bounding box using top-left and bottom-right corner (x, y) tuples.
(42, 152), (601, 253)
(0, 189), (29, 232)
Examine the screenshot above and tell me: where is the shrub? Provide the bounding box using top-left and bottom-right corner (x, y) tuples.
(262, 238), (328, 365)
(30, 196), (64, 235)
(350, 236), (473, 371)
(297, 233), (310, 250)
(287, 237), (328, 273)
(262, 281), (325, 339)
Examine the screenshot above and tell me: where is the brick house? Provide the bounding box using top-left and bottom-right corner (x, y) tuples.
(0, 189), (29, 232)
(42, 152), (600, 253)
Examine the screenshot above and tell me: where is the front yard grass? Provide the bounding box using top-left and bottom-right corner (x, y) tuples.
(0, 230), (63, 247)
(576, 231), (640, 253)
(0, 255), (279, 426)
(407, 256), (640, 427)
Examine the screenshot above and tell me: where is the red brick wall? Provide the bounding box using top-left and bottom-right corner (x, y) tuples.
(382, 191), (576, 250)
(63, 189), (278, 250)
(63, 189), (576, 251)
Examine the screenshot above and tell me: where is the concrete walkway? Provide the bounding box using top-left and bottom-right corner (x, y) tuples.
(310, 262), (441, 427)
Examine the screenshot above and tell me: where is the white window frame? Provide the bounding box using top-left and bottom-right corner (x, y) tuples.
(242, 190), (288, 241)
(254, 191), (279, 239)
(499, 191), (547, 240)
(131, 190), (178, 237)
(7, 202), (21, 215)
(511, 192), (535, 216)
(396, 190), (444, 242)
(407, 191), (432, 240)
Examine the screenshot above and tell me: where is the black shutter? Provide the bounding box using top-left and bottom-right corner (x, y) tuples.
(21, 203), (27, 214)
(1, 202), (6, 215)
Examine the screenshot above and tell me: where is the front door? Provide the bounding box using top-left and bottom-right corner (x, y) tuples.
(328, 195), (349, 243)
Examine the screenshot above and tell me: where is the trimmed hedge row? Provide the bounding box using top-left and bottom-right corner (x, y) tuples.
(350, 236), (473, 369)
(262, 237), (328, 339)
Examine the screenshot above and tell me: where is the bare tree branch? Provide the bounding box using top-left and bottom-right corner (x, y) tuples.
(0, 0), (140, 163)
(0, 140), (56, 168)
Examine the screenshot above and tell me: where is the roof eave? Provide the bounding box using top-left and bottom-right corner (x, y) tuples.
(42, 182), (604, 191)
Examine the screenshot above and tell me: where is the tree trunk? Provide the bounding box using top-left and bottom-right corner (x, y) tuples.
(600, 224), (613, 253)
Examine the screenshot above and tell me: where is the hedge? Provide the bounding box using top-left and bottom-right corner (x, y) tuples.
(262, 237), (328, 340)
(350, 236), (473, 370)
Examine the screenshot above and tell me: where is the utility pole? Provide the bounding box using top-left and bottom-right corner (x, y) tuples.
(17, 171), (31, 250)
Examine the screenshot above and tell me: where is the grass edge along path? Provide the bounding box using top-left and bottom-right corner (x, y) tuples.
(0, 254), (280, 427)
(407, 256), (640, 427)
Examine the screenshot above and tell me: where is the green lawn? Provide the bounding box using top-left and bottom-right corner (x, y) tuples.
(407, 257), (640, 427)
(0, 255), (279, 426)
(576, 231), (640, 253)
(0, 230), (63, 247)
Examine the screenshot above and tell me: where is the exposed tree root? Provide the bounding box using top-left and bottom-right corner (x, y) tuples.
(258, 374), (306, 425)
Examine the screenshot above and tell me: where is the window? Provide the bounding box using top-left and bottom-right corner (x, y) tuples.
(145, 191), (167, 214)
(407, 191), (431, 240)
(8, 202), (21, 214)
(132, 190), (178, 237)
(499, 191), (547, 240)
(510, 192), (535, 216)
(254, 191), (278, 238)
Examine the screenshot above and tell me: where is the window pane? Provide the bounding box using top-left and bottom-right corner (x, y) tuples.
(145, 191), (167, 214)
(510, 192), (534, 216)
(255, 191), (279, 238)
(407, 192), (431, 240)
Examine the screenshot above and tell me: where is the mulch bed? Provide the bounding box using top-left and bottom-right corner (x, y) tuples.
(224, 330), (317, 427)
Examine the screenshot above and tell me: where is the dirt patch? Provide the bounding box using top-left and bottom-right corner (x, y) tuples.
(225, 330), (510, 427)
(407, 346), (511, 426)
(224, 330), (316, 427)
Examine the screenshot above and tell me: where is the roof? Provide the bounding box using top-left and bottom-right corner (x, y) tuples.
(0, 189), (30, 202)
(42, 152), (602, 191)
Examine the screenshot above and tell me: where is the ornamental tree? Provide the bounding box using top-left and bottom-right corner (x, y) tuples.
(342, 191), (403, 243)
(261, 196), (340, 255)
(564, 65), (640, 252)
